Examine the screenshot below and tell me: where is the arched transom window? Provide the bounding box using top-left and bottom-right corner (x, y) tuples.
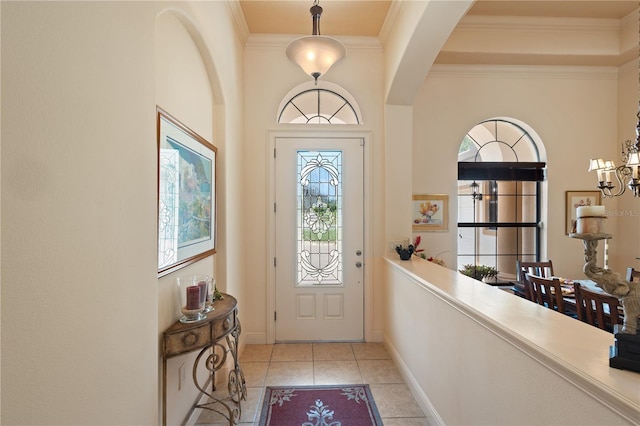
(277, 81), (361, 124)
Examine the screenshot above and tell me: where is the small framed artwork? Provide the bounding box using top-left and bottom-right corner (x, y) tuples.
(157, 107), (217, 277)
(565, 190), (601, 235)
(412, 194), (449, 232)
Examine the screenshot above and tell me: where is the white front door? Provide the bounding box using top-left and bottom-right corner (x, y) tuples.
(274, 137), (364, 341)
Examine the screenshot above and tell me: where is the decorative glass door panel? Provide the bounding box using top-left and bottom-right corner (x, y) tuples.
(275, 137), (363, 342)
(297, 151), (343, 287)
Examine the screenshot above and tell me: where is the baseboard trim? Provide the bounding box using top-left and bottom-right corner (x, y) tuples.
(383, 335), (444, 426)
(243, 332), (268, 345)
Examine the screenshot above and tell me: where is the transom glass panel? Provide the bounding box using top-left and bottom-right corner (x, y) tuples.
(297, 151), (343, 286)
(279, 89), (359, 124)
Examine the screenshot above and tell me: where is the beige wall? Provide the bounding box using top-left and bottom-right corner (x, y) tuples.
(155, 9), (214, 425)
(411, 64), (627, 278)
(242, 36), (387, 343)
(2, 2), (159, 423)
(1, 1), (244, 424)
(615, 59), (640, 271)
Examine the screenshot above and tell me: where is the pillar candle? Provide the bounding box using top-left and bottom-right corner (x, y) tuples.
(186, 285), (200, 310)
(576, 205), (605, 218)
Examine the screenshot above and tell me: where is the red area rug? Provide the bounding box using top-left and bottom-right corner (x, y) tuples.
(258, 384), (383, 426)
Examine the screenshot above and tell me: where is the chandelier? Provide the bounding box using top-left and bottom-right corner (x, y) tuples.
(588, 6), (640, 198)
(588, 111), (640, 198)
(285, 0), (346, 84)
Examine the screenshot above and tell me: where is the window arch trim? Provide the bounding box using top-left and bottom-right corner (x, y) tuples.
(277, 80), (362, 125)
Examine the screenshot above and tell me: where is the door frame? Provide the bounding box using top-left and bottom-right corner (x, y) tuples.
(266, 129), (374, 343)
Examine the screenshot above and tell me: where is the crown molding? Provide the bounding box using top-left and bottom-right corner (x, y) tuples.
(225, 0), (249, 46)
(378, 0), (403, 45)
(620, 6), (640, 30)
(428, 64), (618, 80)
(458, 15), (620, 32)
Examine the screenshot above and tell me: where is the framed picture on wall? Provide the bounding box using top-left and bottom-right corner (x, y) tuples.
(157, 107), (217, 277)
(565, 190), (601, 235)
(412, 194), (449, 232)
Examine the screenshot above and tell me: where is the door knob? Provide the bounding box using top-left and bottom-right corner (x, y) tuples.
(356, 262), (362, 268)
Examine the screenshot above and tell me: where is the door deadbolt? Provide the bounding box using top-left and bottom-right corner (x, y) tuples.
(356, 250), (362, 256)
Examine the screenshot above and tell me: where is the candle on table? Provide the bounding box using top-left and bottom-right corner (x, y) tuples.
(186, 285), (201, 310)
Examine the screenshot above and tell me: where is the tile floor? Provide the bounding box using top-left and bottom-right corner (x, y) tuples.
(195, 342), (431, 425)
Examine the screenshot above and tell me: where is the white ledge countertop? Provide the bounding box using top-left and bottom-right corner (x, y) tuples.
(385, 256), (640, 421)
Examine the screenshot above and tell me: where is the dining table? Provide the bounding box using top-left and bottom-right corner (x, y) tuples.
(510, 278), (624, 319)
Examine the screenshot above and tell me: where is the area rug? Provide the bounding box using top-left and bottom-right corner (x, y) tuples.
(258, 384), (383, 426)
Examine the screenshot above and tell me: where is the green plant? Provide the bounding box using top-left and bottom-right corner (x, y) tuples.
(459, 264), (498, 280)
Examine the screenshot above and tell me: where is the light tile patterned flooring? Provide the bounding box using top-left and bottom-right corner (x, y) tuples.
(196, 342), (431, 425)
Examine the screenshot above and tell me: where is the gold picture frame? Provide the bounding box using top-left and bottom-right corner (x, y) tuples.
(565, 190), (601, 235)
(412, 194), (449, 232)
(157, 107), (217, 277)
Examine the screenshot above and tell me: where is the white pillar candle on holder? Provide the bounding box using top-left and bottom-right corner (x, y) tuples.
(576, 205), (606, 234)
(576, 205), (605, 218)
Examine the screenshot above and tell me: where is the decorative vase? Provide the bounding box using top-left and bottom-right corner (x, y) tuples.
(177, 275), (208, 323)
(396, 245), (414, 260)
(205, 278), (216, 313)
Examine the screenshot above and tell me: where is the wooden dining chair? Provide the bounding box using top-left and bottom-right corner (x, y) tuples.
(627, 267), (640, 282)
(524, 273), (565, 314)
(517, 260), (554, 300)
(574, 282), (622, 332)
(516, 260), (554, 281)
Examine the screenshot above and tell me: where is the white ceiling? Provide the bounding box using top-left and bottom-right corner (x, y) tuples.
(239, 0), (638, 36)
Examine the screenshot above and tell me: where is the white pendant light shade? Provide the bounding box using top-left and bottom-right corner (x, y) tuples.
(286, 35), (346, 82)
(286, 1), (346, 84)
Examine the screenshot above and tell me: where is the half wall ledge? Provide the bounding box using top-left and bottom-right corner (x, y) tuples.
(383, 256), (640, 426)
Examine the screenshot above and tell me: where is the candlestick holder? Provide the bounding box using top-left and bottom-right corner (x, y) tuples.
(204, 277), (216, 313)
(570, 233), (640, 372)
(177, 275), (207, 323)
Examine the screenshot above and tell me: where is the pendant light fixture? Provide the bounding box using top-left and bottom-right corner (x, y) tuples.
(285, 0), (346, 84)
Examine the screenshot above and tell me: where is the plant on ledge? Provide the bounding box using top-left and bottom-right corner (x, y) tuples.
(412, 235), (426, 259)
(459, 264), (498, 281)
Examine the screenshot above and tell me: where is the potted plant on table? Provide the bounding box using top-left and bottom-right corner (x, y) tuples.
(459, 264), (498, 283)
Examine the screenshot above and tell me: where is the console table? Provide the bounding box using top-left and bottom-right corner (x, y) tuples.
(162, 293), (246, 425)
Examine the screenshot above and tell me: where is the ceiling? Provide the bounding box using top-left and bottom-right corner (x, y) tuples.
(239, 0), (638, 37)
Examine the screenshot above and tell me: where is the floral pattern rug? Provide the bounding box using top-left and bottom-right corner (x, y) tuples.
(258, 384), (383, 426)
